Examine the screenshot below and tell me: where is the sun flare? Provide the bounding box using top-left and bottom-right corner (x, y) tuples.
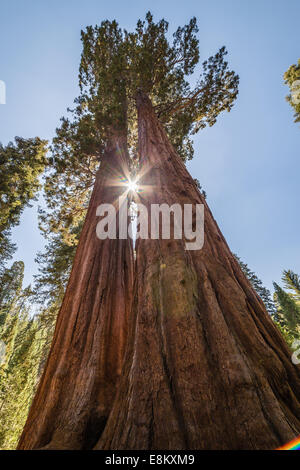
(127, 180), (138, 193)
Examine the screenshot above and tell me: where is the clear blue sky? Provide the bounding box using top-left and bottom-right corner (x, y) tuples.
(0, 0), (299, 293)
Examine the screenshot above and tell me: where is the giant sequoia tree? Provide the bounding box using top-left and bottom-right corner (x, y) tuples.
(96, 92), (300, 449)
(18, 14), (300, 451)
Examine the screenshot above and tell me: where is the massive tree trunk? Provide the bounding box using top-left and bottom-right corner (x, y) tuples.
(18, 135), (134, 450)
(96, 92), (300, 450)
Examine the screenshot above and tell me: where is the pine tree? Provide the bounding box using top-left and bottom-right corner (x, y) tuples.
(234, 255), (276, 315)
(282, 270), (300, 300)
(0, 314), (44, 449)
(0, 231), (15, 277)
(0, 261), (25, 335)
(0, 137), (48, 270)
(273, 270), (300, 346)
(0, 262), (45, 449)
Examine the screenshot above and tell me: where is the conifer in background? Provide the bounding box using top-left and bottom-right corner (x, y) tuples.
(0, 262), (45, 449)
(234, 255), (276, 315)
(274, 270), (300, 346)
(0, 137), (48, 271)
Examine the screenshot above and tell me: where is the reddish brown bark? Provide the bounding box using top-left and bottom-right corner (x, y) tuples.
(96, 92), (300, 450)
(18, 136), (134, 450)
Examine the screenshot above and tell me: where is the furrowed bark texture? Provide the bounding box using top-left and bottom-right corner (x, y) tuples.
(96, 92), (300, 450)
(18, 136), (134, 450)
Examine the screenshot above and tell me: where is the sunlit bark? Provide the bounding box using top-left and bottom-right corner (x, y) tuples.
(18, 136), (134, 450)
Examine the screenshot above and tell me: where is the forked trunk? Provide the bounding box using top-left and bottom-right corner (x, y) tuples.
(96, 92), (300, 450)
(18, 136), (134, 450)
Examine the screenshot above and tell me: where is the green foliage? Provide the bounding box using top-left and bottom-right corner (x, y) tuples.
(0, 231), (15, 277)
(193, 178), (207, 199)
(0, 137), (48, 231)
(234, 259), (300, 348)
(79, 19), (128, 134)
(40, 119), (95, 246)
(0, 262), (47, 449)
(30, 231), (80, 373)
(0, 261), (24, 313)
(0, 137), (48, 270)
(273, 271), (300, 346)
(34, 230), (78, 306)
(282, 269), (300, 300)
(0, 315), (44, 449)
(234, 255), (276, 315)
(284, 59), (300, 123)
(78, 12), (239, 162)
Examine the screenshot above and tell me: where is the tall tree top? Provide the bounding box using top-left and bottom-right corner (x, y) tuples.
(43, 12), (239, 244)
(64, 11), (239, 162)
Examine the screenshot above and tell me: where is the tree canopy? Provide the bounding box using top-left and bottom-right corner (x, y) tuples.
(39, 11), (239, 271)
